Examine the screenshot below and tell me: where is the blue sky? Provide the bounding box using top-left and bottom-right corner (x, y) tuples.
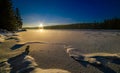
(13, 0), (120, 27)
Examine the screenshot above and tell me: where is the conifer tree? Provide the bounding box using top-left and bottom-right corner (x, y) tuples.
(15, 8), (23, 29)
(0, 0), (17, 31)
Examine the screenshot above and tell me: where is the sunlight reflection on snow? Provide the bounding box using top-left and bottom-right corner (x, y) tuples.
(37, 29), (44, 32)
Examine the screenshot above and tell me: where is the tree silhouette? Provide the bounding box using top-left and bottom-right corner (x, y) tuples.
(44, 18), (120, 29)
(0, 0), (18, 31)
(15, 8), (23, 29)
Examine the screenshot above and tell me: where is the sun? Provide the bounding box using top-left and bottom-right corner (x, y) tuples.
(39, 23), (44, 29)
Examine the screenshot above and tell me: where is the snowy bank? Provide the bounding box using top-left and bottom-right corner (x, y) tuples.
(0, 34), (5, 43)
(0, 29), (21, 43)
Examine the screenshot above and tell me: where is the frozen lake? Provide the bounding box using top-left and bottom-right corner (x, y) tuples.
(19, 29), (120, 53)
(18, 29), (120, 73)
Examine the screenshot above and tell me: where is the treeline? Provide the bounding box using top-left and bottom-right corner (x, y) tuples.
(44, 18), (120, 29)
(0, 0), (22, 31)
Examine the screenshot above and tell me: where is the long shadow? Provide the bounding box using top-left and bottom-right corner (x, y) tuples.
(10, 42), (47, 50)
(111, 58), (120, 65)
(8, 46), (34, 73)
(10, 44), (25, 50)
(91, 56), (120, 65)
(10, 41), (66, 50)
(71, 56), (116, 73)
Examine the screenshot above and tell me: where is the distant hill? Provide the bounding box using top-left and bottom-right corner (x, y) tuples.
(44, 18), (120, 29)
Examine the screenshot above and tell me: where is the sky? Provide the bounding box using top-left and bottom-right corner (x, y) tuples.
(13, 0), (120, 27)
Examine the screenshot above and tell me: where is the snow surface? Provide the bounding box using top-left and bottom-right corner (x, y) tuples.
(0, 29), (20, 43)
(18, 29), (120, 53)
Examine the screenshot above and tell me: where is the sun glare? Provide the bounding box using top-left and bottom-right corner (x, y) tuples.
(39, 23), (44, 29)
(38, 23), (44, 32)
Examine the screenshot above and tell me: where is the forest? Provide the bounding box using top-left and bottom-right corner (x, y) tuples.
(44, 18), (120, 29)
(0, 0), (22, 31)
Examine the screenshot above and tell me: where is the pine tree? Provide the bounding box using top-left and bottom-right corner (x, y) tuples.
(0, 0), (17, 31)
(15, 8), (23, 29)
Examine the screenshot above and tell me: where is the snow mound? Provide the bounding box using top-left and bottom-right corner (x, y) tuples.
(0, 34), (5, 43)
(0, 29), (21, 42)
(66, 47), (120, 66)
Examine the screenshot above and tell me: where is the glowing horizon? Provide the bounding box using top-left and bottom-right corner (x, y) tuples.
(39, 23), (44, 28)
(13, 0), (120, 27)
